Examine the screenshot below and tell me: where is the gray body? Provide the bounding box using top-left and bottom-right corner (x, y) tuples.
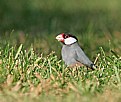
(62, 42), (93, 68)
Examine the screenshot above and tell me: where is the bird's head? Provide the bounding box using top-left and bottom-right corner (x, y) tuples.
(56, 33), (78, 45)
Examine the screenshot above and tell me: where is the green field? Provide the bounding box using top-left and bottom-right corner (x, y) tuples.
(0, 0), (121, 102)
(0, 35), (121, 102)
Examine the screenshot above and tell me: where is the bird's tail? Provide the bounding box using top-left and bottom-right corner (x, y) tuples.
(90, 64), (97, 70)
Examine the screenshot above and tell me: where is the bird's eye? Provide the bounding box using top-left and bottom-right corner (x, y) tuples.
(65, 35), (69, 38)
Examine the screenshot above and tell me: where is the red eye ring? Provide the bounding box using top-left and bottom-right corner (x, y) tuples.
(65, 35), (69, 38)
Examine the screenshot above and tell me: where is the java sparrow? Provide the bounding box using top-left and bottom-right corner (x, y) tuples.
(56, 33), (96, 70)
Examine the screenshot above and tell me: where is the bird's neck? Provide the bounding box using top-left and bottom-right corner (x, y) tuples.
(64, 41), (78, 46)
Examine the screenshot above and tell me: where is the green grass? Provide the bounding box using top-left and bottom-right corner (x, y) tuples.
(1, 0), (121, 101)
(1, 0), (121, 33)
(0, 37), (121, 102)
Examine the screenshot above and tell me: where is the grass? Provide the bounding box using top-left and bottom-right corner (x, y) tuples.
(0, 35), (121, 102)
(1, 0), (121, 101)
(1, 0), (121, 33)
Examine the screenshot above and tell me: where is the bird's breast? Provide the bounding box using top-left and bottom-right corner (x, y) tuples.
(61, 45), (77, 65)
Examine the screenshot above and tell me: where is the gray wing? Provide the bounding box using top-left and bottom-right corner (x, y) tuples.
(74, 44), (93, 67)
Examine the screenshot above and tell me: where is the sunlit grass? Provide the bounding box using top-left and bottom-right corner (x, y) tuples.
(0, 39), (121, 101)
(1, 0), (121, 101)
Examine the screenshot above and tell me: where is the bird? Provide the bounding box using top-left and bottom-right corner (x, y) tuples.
(56, 33), (96, 70)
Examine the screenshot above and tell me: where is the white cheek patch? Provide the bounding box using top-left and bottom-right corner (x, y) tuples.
(64, 37), (77, 45)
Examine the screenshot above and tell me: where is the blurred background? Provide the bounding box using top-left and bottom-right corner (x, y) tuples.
(0, 0), (121, 58)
